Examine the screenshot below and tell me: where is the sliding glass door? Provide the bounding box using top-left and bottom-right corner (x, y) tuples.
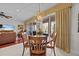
(50, 15), (56, 34)
(42, 14), (56, 36)
(42, 17), (49, 36)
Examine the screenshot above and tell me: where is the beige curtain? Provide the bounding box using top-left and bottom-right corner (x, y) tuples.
(56, 7), (71, 53)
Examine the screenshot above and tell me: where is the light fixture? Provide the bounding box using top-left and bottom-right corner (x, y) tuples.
(36, 3), (42, 21)
(35, 4), (43, 35)
(0, 12), (12, 19)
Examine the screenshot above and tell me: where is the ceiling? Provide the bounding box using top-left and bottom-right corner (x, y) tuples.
(0, 3), (57, 22)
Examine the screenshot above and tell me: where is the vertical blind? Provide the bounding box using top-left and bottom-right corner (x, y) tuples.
(56, 7), (71, 53)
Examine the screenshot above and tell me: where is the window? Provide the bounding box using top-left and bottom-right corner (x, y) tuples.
(43, 22), (48, 34)
(42, 16), (49, 34)
(50, 15), (55, 34)
(51, 21), (55, 34)
(2, 24), (15, 30)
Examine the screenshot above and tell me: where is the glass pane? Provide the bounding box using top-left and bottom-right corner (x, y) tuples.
(2, 24), (15, 30)
(50, 15), (55, 34)
(42, 23), (48, 34)
(51, 21), (55, 34)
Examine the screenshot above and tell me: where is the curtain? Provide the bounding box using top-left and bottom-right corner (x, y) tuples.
(56, 7), (71, 53)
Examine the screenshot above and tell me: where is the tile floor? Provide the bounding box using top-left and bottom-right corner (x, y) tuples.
(0, 43), (72, 56)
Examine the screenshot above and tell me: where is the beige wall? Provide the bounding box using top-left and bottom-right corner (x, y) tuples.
(70, 3), (79, 55)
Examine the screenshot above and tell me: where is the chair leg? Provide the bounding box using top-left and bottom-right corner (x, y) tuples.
(53, 48), (56, 56)
(50, 48), (53, 56)
(22, 46), (25, 56)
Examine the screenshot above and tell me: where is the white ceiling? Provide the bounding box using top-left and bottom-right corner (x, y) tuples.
(0, 3), (57, 22)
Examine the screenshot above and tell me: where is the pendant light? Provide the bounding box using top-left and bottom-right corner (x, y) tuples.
(36, 3), (42, 21)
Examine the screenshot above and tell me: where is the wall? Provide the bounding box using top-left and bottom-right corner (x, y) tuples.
(71, 3), (79, 55)
(0, 18), (24, 34)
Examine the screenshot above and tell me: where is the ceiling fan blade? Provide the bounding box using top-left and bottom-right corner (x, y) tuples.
(0, 12), (12, 19)
(4, 15), (12, 19)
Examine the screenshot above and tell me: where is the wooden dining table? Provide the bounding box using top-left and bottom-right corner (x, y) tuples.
(33, 35), (46, 38)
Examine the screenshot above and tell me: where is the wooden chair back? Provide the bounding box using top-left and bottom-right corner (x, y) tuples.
(46, 32), (57, 48)
(52, 32), (57, 47)
(47, 32), (57, 56)
(29, 36), (47, 56)
(21, 33), (28, 46)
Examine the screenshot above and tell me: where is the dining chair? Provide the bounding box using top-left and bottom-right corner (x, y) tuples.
(21, 33), (29, 56)
(46, 32), (57, 56)
(29, 36), (47, 56)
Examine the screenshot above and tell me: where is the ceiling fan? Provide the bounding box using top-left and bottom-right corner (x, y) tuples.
(0, 12), (12, 19)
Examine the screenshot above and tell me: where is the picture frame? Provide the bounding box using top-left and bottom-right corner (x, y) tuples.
(18, 25), (23, 30)
(78, 13), (79, 32)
